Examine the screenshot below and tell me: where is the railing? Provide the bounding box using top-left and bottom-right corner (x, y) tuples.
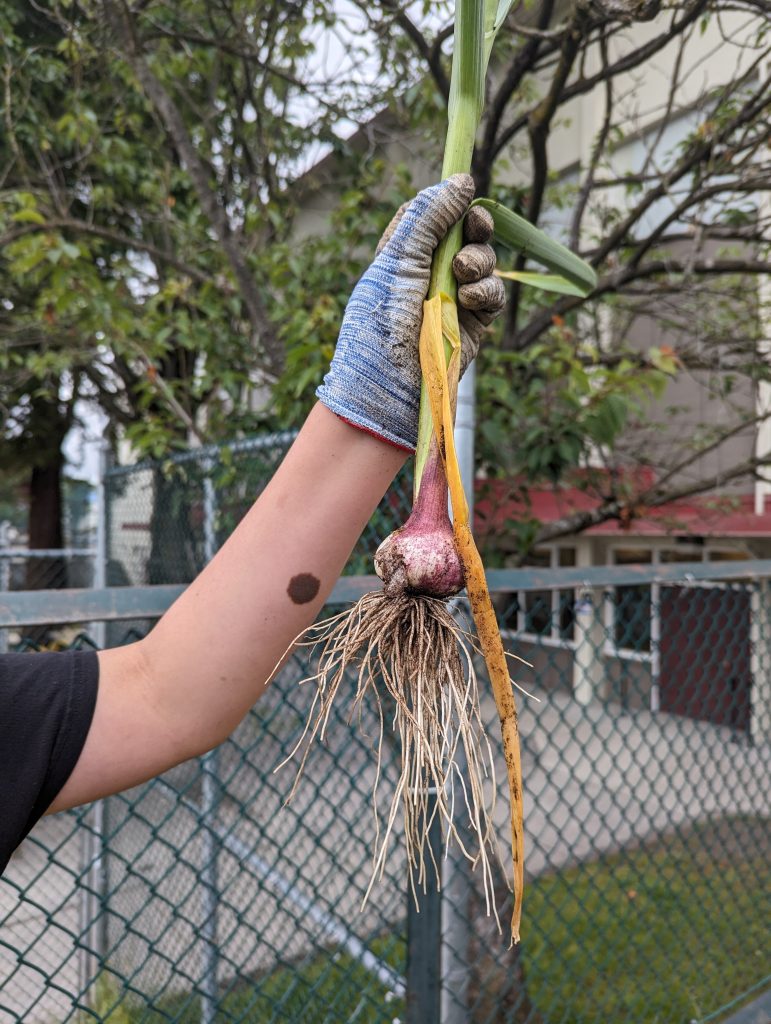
(1, 564), (770, 1023)
(0, 542), (97, 654)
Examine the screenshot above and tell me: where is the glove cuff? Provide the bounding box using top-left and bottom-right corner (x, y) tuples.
(316, 383), (417, 452)
(330, 410), (414, 453)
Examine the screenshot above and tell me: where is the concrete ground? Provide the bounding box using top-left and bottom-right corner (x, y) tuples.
(504, 686), (771, 879)
(720, 990), (771, 1024)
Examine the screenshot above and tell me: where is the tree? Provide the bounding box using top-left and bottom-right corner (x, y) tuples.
(1, 0), (770, 555)
(1, 0), (384, 562)
(349, 0), (771, 549)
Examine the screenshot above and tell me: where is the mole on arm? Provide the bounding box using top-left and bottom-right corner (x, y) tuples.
(287, 573), (321, 605)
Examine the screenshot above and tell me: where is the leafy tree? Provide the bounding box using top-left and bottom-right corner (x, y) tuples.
(0, 0), (363, 556)
(1, 0), (770, 557)
(348, 0), (771, 549)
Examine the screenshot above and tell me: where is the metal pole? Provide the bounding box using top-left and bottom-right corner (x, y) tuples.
(92, 440), (109, 649)
(406, 789), (443, 1024)
(650, 580), (661, 713)
(200, 461), (220, 1024)
(440, 365), (476, 1023)
(455, 364), (476, 507)
(93, 443), (111, 958)
(0, 520), (10, 654)
(84, 441), (110, 1011)
(203, 467), (217, 574)
(200, 751), (220, 1024)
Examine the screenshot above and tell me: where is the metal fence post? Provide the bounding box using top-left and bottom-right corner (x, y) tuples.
(92, 440), (109, 649)
(406, 790), (442, 1024)
(201, 749), (221, 1024)
(82, 441), (111, 1009)
(650, 580), (661, 712)
(0, 520), (10, 654)
(200, 460), (220, 1024)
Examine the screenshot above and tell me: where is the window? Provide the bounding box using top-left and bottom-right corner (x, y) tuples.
(607, 545), (750, 659)
(523, 550), (551, 636)
(558, 548), (576, 639)
(517, 546), (576, 644)
(612, 548), (652, 653)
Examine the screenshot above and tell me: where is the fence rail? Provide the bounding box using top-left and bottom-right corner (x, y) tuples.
(7, 555), (771, 622)
(1, 563), (770, 1023)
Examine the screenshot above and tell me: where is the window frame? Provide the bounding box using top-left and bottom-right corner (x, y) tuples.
(514, 545), (577, 649)
(603, 543), (753, 670)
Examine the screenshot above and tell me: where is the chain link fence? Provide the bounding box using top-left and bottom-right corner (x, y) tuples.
(0, 522), (96, 653)
(103, 434), (414, 587)
(1, 558), (770, 1023)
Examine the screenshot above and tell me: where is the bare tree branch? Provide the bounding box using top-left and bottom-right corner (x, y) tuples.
(491, 0), (710, 163)
(102, 0), (284, 374)
(380, 1), (450, 102)
(570, 29), (612, 250)
(141, 21), (357, 121)
(474, 0), (557, 196)
(533, 453), (769, 547)
(513, 256), (769, 352)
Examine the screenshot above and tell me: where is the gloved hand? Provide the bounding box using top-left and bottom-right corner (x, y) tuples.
(317, 173), (506, 451)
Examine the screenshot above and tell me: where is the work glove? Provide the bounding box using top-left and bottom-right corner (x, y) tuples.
(317, 173), (506, 451)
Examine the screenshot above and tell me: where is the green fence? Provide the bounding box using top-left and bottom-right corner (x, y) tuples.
(1, 560), (770, 1024)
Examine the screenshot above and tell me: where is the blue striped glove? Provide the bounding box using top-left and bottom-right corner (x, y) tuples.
(317, 174), (505, 451)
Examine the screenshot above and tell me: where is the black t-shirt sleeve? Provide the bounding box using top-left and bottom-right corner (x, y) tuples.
(0, 649), (99, 873)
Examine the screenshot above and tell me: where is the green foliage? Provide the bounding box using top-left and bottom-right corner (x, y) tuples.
(84, 936), (405, 1023)
(1, 0), (377, 467)
(266, 162), (415, 427)
(473, 197), (597, 295)
(476, 323), (674, 483)
(1, 0), (767, 552)
(522, 817), (771, 1023)
(82, 974), (136, 1024)
(496, 268), (589, 297)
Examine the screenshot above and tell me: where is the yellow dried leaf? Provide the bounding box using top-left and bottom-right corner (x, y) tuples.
(418, 294), (524, 944)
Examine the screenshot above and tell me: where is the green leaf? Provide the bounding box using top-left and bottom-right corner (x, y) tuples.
(11, 208), (46, 225)
(493, 0), (516, 31)
(9, 245), (48, 274)
(471, 197), (597, 296)
(59, 240), (80, 260)
(484, 0), (516, 63)
(649, 346), (680, 376)
(496, 269), (587, 297)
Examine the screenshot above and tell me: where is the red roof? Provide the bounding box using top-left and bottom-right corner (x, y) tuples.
(475, 481), (771, 539)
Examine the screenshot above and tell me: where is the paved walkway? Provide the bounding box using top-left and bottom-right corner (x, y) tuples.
(482, 687), (771, 877)
(719, 989), (771, 1024)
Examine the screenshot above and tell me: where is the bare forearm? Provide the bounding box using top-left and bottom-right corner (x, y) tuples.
(129, 404), (404, 755)
(48, 177), (485, 813)
(50, 406), (404, 812)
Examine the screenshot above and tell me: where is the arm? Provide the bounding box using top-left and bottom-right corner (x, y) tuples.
(50, 404), (405, 810)
(48, 174), (504, 813)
